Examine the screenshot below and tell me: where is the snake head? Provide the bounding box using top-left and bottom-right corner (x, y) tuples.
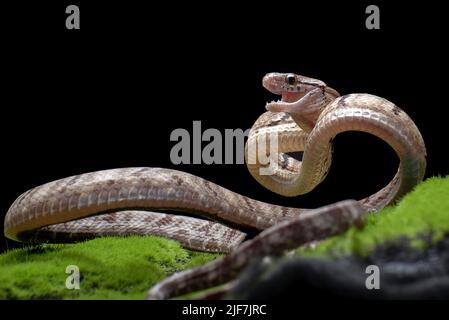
(263, 72), (326, 103)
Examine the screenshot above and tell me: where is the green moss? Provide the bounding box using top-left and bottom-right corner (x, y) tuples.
(298, 176), (449, 258)
(0, 236), (219, 299)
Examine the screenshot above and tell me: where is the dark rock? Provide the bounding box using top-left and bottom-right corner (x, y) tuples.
(226, 234), (449, 299)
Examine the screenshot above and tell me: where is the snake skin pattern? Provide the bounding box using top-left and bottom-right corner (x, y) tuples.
(4, 73), (426, 299)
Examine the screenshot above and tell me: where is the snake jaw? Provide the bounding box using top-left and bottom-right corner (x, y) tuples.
(265, 92), (305, 113)
(266, 100), (294, 113)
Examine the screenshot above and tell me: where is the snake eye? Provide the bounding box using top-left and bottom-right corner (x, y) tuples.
(286, 74), (296, 85)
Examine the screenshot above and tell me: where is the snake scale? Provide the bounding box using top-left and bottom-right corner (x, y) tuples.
(4, 73), (426, 299)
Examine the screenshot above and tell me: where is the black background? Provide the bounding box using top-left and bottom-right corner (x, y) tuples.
(0, 1), (448, 315)
(1, 0), (447, 259)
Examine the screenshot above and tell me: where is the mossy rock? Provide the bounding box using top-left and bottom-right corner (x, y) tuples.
(1, 176), (448, 299)
(298, 176), (449, 258)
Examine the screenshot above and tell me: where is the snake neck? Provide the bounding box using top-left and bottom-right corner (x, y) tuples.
(288, 86), (340, 133)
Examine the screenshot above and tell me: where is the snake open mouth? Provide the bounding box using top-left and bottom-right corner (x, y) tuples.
(266, 92), (305, 113)
(281, 92), (304, 103)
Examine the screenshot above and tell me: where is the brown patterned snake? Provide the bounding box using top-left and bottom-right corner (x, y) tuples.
(4, 73), (426, 299)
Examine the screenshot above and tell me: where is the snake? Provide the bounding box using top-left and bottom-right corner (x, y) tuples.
(3, 73), (426, 299)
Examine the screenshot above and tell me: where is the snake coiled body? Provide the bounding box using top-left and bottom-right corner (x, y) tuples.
(4, 73), (426, 299)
